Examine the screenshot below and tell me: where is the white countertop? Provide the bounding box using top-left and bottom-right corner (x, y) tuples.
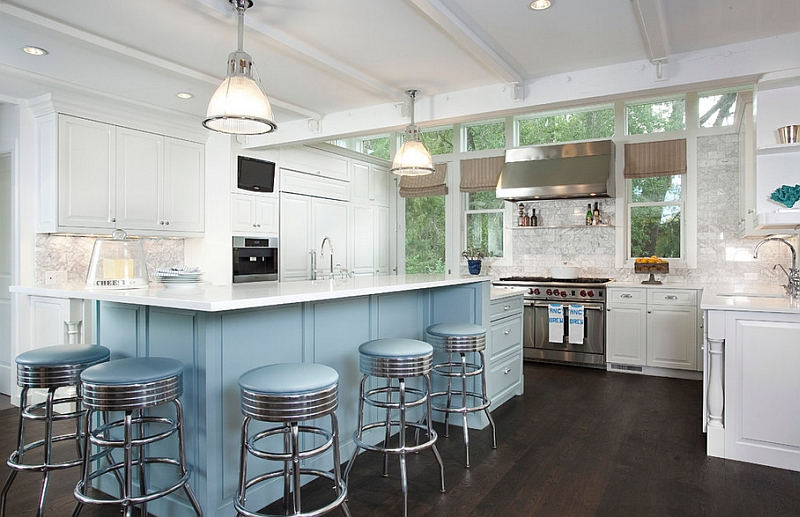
(701, 285), (800, 314)
(608, 281), (705, 290)
(490, 286), (526, 300)
(10, 275), (490, 313)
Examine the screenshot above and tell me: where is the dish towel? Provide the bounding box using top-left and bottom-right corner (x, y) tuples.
(548, 304), (564, 343)
(568, 304), (585, 345)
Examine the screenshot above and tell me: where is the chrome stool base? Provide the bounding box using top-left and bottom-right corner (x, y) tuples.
(0, 344), (110, 517)
(344, 338), (445, 517)
(427, 324), (497, 468)
(235, 363), (350, 517)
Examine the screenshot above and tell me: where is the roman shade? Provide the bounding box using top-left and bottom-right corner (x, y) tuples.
(460, 156), (504, 192)
(399, 163), (448, 198)
(623, 138), (686, 178)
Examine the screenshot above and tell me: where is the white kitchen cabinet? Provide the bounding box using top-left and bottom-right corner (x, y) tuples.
(38, 113), (205, 235)
(230, 193), (278, 235)
(606, 287), (701, 372)
(487, 293), (524, 408)
(351, 204), (390, 276)
(279, 192), (348, 281)
(752, 70), (800, 230)
(352, 162), (390, 207)
(280, 147), (349, 182)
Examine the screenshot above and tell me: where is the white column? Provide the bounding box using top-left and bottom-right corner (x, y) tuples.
(706, 336), (725, 457)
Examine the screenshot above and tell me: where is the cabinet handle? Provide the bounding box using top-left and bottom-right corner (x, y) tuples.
(664, 295), (678, 300)
(621, 293), (633, 298)
(504, 329), (510, 335)
(503, 367), (512, 374)
(503, 305), (510, 311)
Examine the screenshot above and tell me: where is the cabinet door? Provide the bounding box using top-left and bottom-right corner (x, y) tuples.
(279, 193), (312, 281)
(116, 128), (162, 231)
(312, 198), (349, 273)
(375, 206), (390, 274)
(163, 138), (204, 233)
(58, 116), (116, 229)
(647, 305), (698, 370)
(352, 162), (371, 204)
(352, 205), (376, 275)
(254, 196), (278, 235)
(373, 165), (391, 207)
(607, 305), (647, 366)
(231, 194), (257, 234)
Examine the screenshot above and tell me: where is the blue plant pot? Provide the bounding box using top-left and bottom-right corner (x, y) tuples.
(467, 260), (482, 275)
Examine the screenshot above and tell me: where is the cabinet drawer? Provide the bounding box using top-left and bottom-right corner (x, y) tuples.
(647, 289), (697, 305)
(490, 315), (522, 358)
(489, 352), (522, 402)
(490, 295), (523, 320)
(607, 288), (645, 304)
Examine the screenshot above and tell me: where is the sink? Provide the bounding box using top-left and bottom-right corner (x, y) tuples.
(716, 292), (787, 299)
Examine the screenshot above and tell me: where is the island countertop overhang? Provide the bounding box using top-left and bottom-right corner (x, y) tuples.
(10, 274), (490, 312)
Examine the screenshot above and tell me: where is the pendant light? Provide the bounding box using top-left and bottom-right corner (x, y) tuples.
(391, 90), (435, 176)
(203, 0), (277, 135)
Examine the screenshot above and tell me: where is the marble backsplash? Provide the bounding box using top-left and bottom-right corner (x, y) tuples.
(487, 133), (798, 287)
(35, 234), (184, 284)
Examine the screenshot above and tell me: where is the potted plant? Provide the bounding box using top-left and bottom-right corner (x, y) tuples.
(462, 247), (486, 275)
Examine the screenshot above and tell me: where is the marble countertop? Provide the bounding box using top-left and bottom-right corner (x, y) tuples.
(490, 286), (526, 300)
(701, 285), (800, 314)
(11, 275), (490, 313)
(607, 281), (705, 290)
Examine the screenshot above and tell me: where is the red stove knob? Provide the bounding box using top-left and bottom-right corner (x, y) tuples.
(528, 288), (534, 295)
(533, 288), (540, 295)
(561, 290), (568, 297)
(580, 290), (587, 297)
(546, 289), (553, 296)
(588, 290), (595, 297)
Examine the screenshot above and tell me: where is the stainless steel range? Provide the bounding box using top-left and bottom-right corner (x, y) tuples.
(493, 276), (612, 368)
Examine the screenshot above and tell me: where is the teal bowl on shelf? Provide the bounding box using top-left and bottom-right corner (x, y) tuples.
(467, 260), (482, 275)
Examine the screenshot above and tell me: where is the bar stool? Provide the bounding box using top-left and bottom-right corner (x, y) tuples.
(72, 357), (203, 517)
(344, 338), (445, 517)
(235, 362), (349, 517)
(426, 323), (496, 468)
(0, 344), (110, 517)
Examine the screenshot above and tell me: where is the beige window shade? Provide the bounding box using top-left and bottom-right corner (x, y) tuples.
(398, 163), (448, 198)
(460, 156), (504, 192)
(624, 138), (687, 178)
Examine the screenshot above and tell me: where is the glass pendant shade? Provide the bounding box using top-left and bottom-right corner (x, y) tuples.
(391, 90), (435, 176)
(203, 1), (277, 135)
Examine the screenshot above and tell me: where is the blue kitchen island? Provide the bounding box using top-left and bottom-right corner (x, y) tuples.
(12, 275), (522, 517)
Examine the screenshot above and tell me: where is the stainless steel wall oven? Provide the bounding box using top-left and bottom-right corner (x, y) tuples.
(232, 236), (279, 283)
(494, 277), (611, 368)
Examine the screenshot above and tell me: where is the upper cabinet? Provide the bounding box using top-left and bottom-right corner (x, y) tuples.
(752, 70), (800, 230)
(36, 114), (205, 236)
(352, 162), (390, 207)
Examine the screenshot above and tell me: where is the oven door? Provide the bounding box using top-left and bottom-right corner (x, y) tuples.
(532, 301), (605, 355)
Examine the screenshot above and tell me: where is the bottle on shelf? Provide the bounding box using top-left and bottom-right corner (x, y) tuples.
(531, 208), (538, 227)
(523, 204), (530, 227)
(586, 203), (593, 226)
(593, 202), (600, 225)
(518, 204), (526, 227)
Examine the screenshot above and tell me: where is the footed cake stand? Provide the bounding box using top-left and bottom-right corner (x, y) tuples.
(634, 262), (669, 285)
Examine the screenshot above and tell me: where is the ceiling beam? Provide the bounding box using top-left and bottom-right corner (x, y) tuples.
(0, 2), (322, 120)
(405, 0), (525, 87)
(189, 0), (401, 102)
(631, 0), (669, 63)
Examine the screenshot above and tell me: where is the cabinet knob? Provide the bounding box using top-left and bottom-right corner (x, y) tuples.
(159, 221), (164, 225)
(165, 221), (169, 225)
(110, 217), (116, 223)
(503, 305), (510, 311)
(606, 308), (611, 312)
(503, 367), (512, 374)
(504, 329), (510, 335)
(647, 310), (652, 314)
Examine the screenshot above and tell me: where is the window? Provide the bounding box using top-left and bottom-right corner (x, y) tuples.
(516, 106), (614, 146)
(628, 175), (683, 259)
(405, 196), (446, 274)
(465, 191), (504, 258)
(360, 136), (390, 159)
(463, 120), (505, 151)
(420, 127), (454, 155)
(698, 90), (739, 128)
(626, 97), (685, 135)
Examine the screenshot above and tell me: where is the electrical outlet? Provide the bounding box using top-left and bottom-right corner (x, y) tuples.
(45, 270), (67, 285)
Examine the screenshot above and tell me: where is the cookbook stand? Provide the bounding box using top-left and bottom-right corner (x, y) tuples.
(634, 262), (669, 285)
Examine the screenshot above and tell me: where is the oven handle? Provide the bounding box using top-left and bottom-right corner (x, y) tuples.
(531, 301), (604, 311)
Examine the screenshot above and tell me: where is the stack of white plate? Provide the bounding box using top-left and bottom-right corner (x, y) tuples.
(154, 267), (203, 288)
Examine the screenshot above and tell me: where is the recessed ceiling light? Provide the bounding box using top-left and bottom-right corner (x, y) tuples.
(530, 0), (551, 10)
(176, 92), (194, 99)
(22, 46), (48, 56)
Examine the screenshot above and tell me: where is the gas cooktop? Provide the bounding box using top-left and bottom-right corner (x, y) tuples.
(496, 276), (612, 284)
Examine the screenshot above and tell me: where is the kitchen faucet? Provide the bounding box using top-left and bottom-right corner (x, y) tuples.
(753, 237), (800, 297)
(320, 236), (334, 278)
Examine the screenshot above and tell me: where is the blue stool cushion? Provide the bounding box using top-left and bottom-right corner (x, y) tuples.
(359, 338), (432, 358)
(16, 344), (111, 367)
(239, 363), (338, 394)
(81, 357), (183, 385)
(426, 323), (486, 338)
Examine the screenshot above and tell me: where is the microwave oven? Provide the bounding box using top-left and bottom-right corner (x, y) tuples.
(237, 156), (276, 193)
(232, 236), (278, 283)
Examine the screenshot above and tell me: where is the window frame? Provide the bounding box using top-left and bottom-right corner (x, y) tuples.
(625, 174), (686, 264)
(462, 190), (509, 264)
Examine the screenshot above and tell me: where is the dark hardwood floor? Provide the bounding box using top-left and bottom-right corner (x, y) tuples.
(1, 362), (799, 516)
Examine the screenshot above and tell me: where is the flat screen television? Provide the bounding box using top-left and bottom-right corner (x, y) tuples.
(237, 156), (276, 192)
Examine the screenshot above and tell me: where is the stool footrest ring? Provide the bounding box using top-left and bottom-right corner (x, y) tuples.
(353, 421), (438, 455)
(234, 468), (347, 517)
(246, 425), (334, 463)
(74, 458), (191, 506)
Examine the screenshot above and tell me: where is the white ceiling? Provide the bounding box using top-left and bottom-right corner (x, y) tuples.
(1, 0), (799, 142)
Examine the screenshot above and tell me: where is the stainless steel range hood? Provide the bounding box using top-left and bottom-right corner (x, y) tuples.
(496, 140), (615, 201)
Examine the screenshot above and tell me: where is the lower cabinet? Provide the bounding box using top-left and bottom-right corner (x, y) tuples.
(351, 204), (389, 276)
(607, 287), (701, 372)
(487, 294), (524, 406)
